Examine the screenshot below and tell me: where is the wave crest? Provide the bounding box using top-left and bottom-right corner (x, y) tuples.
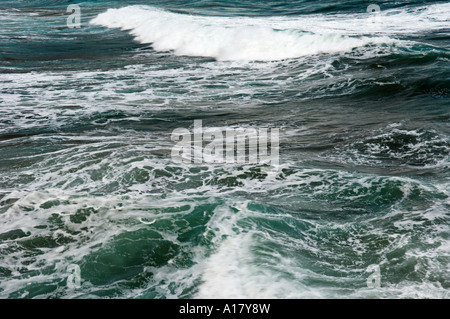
(90, 6), (399, 61)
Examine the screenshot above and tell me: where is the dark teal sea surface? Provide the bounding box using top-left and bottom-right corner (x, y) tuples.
(0, 0), (449, 298)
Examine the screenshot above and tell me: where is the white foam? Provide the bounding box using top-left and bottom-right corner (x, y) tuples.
(274, 3), (450, 36)
(90, 6), (406, 62)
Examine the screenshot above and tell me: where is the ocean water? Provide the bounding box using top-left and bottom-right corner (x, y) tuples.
(0, 0), (449, 299)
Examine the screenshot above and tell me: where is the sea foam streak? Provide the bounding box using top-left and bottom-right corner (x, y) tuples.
(90, 6), (402, 61)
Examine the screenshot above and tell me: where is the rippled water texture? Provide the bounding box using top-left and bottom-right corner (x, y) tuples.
(0, 0), (449, 298)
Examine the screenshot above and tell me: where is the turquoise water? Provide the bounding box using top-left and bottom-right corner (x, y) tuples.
(0, 0), (449, 298)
